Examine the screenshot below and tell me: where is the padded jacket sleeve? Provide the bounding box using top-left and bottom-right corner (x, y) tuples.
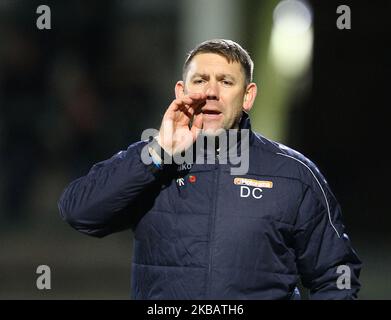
(293, 177), (362, 299)
(58, 140), (166, 238)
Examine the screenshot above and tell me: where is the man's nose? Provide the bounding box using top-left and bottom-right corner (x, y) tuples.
(205, 81), (219, 100)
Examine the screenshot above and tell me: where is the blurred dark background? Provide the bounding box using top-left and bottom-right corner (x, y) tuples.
(0, 0), (389, 299)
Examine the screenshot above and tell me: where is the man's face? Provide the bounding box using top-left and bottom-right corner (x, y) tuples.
(183, 53), (250, 133)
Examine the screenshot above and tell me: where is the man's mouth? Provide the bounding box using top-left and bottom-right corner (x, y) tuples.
(202, 109), (222, 115)
(202, 109), (222, 121)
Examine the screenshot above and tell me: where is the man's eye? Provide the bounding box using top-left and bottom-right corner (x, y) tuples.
(193, 79), (205, 84)
(222, 80), (233, 86)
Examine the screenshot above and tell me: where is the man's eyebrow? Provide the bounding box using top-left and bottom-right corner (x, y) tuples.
(190, 73), (236, 79)
(216, 73), (236, 80)
(190, 73), (209, 79)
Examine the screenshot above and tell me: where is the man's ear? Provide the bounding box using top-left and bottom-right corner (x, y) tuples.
(175, 81), (185, 99)
(243, 83), (258, 112)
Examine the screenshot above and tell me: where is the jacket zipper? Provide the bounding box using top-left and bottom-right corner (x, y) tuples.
(206, 151), (220, 298)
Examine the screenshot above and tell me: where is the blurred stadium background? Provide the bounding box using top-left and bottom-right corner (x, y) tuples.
(0, 0), (389, 299)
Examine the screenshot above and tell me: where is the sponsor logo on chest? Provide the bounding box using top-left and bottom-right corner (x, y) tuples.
(234, 177), (273, 199)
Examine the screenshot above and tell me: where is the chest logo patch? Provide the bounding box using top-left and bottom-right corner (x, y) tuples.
(234, 178), (273, 189)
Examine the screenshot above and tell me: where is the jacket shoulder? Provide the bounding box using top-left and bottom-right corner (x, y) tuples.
(251, 132), (330, 190)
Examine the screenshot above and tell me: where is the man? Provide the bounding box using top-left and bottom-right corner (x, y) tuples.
(58, 39), (361, 299)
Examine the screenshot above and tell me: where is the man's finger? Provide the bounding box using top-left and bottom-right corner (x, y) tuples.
(168, 93), (206, 114)
(178, 104), (193, 119)
(191, 113), (203, 135)
(181, 94), (206, 108)
(186, 92), (207, 101)
(189, 99), (206, 112)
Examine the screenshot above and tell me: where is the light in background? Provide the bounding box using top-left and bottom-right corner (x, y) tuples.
(251, 0), (313, 143)
(270, 0), (313, 78)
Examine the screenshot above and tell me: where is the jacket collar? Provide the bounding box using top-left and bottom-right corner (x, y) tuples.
(238, 110), (251, 130)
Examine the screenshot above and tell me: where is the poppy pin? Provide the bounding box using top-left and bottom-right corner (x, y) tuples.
(188, 175), (197, 183)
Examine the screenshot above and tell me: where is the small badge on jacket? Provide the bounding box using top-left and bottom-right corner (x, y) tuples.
(234, 178), (273, 189)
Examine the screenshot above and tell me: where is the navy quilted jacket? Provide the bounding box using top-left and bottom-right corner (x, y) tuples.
(58, 112), (361, 299)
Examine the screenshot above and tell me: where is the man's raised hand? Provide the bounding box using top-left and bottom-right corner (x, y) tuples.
(157, 93), (206, 156)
